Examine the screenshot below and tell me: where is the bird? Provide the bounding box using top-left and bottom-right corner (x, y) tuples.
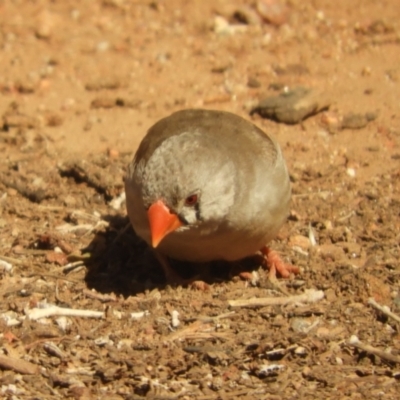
(124, 109), (299, 286)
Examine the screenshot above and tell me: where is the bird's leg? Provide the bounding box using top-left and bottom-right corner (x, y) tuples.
(154, 251), (209, 290)
(260, 246), (299, 279)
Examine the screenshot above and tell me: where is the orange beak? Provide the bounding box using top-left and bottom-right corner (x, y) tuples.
(147, 200), (182, 248)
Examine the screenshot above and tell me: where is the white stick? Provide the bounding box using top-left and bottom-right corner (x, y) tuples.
(228, 289), (324, 308)
(348, 335), (400, 364)
(368, 297), (400, 324)
(27, 306), (104, 320)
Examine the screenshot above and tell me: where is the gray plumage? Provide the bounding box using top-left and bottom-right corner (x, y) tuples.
(125, 109), (291, 262)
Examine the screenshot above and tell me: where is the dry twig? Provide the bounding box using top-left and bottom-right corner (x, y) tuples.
(26, 305), (104, 320)
(348, 335), (400, 364)
(368, 297), (400, 324)
(228, 289), (324, 308)
(0, 354), (39, 375)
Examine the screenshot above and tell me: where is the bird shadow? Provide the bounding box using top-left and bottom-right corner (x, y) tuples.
(83, 214), (264, 297)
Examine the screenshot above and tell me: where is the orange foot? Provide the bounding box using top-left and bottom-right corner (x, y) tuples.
(155, 251), (210, 290)
(260, 246), (299, 280)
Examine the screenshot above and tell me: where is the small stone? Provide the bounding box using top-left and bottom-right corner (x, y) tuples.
(107, 148), (119, 158)
(341, 112), (377, 130)
(247, 77), (261, 88)
(251, 87), (331, 124)
(35, 10), (57, 39)
(256, 0), (289, 26)
(320, 111), (342, 133)
(346, 168), (356, 177)
(233, 6), (262, 25)
(294, 346), (307, 355)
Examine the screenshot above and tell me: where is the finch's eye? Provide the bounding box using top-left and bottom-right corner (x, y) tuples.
(184, 194), (198, 206)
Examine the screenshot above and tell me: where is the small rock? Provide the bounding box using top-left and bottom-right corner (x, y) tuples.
(251, 87), (331, 124)
(346, 167), (356, 177)
(0, 259), (13, 273)
(247, 77), (261, 88)
(341, 112), (377, 130)
(35, 10), (58, 39)
(233, 6), (262, 25)
(294, 346), (307, 355)
(256, 0), (289, 26)
(320, 111), (342, 133)
(107, 148), (119, 159)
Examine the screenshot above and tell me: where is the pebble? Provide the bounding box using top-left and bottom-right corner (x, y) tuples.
(256, 0), (289, 26)
(320, 111), (342, 133)
(346, 168), (356, 177)
(247, 77), (261, 88)
(233, 6), (262, 25)
(0, 259), (13, 273)
(107, 148), (119, 159)
(294, 346), (307, 355)
(341, 112), (377, 130)
(251, 87), (331, 125)
(35, 10), (57, 39)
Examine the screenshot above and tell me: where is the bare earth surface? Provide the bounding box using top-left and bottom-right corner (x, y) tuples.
(1, 1), (400, 399)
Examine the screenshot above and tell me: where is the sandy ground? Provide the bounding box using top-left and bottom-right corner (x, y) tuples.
(0, 0), (400, 399)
